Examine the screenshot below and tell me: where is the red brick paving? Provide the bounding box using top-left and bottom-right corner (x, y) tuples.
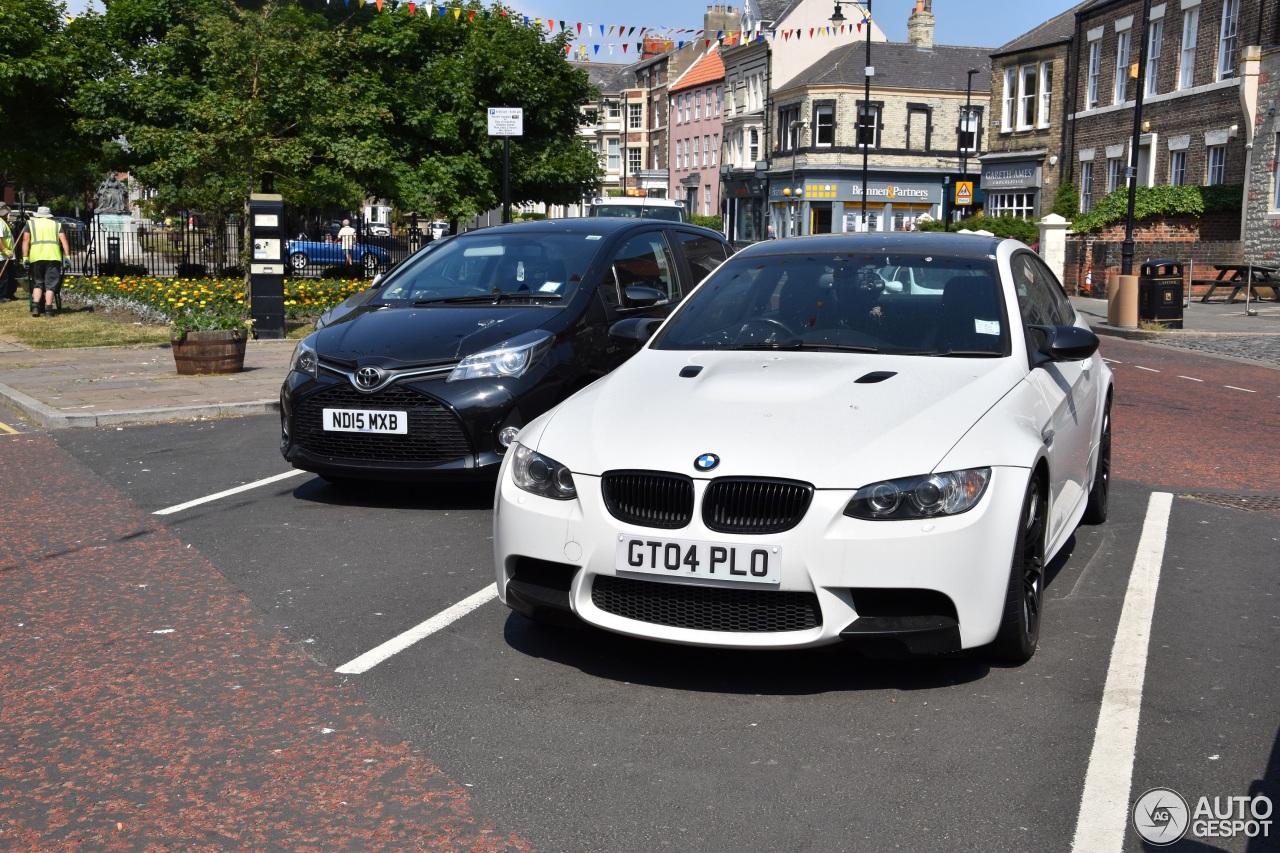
(1099, 337), (1280, 493)
(0, 435), (531, 852)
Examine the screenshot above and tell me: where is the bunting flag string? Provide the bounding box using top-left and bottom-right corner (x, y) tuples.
(327, 0), (867, 59)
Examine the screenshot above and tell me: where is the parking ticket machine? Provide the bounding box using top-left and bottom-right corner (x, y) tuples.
(248, 193), (285, 339)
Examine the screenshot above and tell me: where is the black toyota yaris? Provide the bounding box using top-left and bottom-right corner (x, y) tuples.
(280, 217), (732, 483)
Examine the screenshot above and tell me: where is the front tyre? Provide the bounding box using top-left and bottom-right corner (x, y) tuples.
(989, 475), (1047, 664)
(1081, 398), (1111, 525)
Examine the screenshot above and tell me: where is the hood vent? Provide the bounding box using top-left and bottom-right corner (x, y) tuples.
(680, 365), (704, 378)
(855, 371), (897, 384)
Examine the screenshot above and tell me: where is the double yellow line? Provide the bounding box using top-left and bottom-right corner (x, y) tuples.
(0, 421), (20, 435)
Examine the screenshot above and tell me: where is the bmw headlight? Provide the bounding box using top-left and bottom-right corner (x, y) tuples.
(511, 442), (576, 500)
(447, 330), (553, 382)
(290, 336), (318, 378)
(844, 468), (990, 520)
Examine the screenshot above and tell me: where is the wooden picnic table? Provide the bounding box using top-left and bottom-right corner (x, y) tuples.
(1193, 263), (1280, 303)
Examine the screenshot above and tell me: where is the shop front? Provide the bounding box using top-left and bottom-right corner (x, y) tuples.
(977, 151), (1045, 219)
(769, 177), (944, 235)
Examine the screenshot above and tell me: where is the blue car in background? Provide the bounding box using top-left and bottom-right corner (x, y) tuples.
(287, 236), (389, 277)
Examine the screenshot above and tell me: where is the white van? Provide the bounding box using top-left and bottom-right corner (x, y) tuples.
(587, 196), (686, 222)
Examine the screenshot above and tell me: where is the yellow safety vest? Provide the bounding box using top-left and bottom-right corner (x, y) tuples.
(0, 218), (12, 255)
(27, 217), (63, 262)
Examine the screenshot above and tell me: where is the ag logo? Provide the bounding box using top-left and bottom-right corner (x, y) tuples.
(1132, 787), (1190, 845)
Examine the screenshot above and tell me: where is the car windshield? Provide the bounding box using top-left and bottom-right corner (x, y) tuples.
(374, 233), (603, 304)
(590, 204), (684, 222)
(651, 251), (1008, 357)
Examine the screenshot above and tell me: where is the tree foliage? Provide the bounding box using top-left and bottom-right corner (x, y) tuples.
(917, 214), (1040, 244)
(1051, 181), (1079, 219)
(51, 0), (599, 221)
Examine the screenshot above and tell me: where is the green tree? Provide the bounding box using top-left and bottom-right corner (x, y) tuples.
(0, 0), (97, 204)
(1052, 181), (1079, 219)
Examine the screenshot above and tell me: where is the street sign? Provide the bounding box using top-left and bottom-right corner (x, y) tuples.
(955, 180), (973, 207)
(488, 107), (523, 137)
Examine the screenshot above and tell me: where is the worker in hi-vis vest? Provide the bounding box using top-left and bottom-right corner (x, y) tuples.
(0, 204), (17, 300)
(21, 206), (70, 317)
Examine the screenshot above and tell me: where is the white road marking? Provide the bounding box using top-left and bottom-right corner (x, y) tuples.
(1133, 365), (1159, 373)
(1102, 358), (1122, 365)
(1070, 491), (1173, 853)
(335, 584), (499, 675)
(1224, 385), (1256, 393)
(1176, 375), (1203, 382)
(153, 469), (308, 515)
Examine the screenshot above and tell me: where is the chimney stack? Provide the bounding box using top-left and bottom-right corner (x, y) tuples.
(907, 0), (935, 48)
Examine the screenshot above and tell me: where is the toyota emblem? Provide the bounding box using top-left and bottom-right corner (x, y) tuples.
(354, 366), (383, 391)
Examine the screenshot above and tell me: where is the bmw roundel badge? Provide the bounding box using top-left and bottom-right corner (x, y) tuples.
(694, 453), (720, 472)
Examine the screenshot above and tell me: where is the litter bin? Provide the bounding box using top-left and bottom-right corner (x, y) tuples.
(1138, 259), (1184, 330)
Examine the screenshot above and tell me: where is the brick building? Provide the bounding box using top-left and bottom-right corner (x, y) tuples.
(720, 35), (773, 242)
(1242, 44), (1280, 264)
(669, 49), (727, 216)
(983, 2), (1092, 220)
(766, 3), (991, 235)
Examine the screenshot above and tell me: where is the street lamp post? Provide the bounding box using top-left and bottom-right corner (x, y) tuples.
(861, 0), (872, 231)
(958, 67), (979, 228)
(1121, 0), (1154, 277)
(788, 119), (805, 236)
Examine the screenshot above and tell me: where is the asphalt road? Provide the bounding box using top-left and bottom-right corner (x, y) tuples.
(8, 335), (1280, 852)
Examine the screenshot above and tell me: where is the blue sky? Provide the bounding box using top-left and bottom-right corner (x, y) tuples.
(65, 0), (1082, 52)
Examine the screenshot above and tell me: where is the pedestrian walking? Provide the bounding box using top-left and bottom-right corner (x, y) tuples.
(21, 206), (69, 317)
(0, 205), (19, 300)
(337, 219), (356, 265)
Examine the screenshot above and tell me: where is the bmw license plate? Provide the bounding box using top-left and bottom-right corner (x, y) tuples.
(322, 408), (408, 434)
(615, 535), (780, 585)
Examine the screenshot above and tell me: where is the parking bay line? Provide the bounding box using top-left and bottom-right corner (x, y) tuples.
(335, 584), (499, 675)
(153, 469), (308, 515)
(1070, 491), (1172, 853)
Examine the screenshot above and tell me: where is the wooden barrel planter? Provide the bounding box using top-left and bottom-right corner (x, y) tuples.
(171, 329), (248, 375)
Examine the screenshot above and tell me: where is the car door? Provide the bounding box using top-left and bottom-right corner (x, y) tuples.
(592, 229), (683, 365)
(1013, 251), (1098, 540)
(671, 228), (733, 296)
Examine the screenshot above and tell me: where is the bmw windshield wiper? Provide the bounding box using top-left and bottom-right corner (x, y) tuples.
(730, 341), (878, 353)
(411, 292), (563, 306)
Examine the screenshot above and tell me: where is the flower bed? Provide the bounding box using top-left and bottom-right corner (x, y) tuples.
(62, 275), (368, 323)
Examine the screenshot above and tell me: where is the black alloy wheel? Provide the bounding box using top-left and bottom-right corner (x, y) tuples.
(361, 253), (380, 277)
(1082, 399), (1111, 524)
(990, 476), (1047, 663)
(290, 252), (309, 274)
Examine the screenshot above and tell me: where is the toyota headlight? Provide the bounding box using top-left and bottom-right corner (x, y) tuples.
(447, 330), (553, 382)
(511, 442), (576, 500)
(290, 336), (318, 378)
(844, 468), (990, 520)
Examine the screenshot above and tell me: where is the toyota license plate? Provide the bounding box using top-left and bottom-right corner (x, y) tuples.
(615, 535), (780, 585)
(322, 408), (408, 434)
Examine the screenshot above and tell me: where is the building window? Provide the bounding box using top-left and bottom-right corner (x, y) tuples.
(607, 138), (620, 172)
(856, 103), (880, 148)
(987, 192), (1036, 219)
(704, 184), (711, 215)
(1038, 62), (1052, 128)
(1002, 68), (1015, 131)
(715, 86), (722, 116)
(628, 103), (642, 130)
(607, 101), (621, 119)
(712, 134), (719, 165)
(695, 90), (702, 120)
(1114, 28), (1130, 104)
(1018, 64), (1037, 130)
(1206, 145), (1226, 185)
(1179, 8), (1199, 90)
(1145, 19), (1163, 96)
(1107, 157), (1123, 193)
(1218, 0), (1240, 81)
(958, 108), (978, 153)
(748, 127), (759, 162)
(1079, 162), (1094, 212)
(652, 142), (660, 169)
(703, 135), (711, 166)
(628, 147), (642, 173)
(1087, 40), (1102, 109)
(1170, 150), (1186, 185)
(693, 136), (700, 167)
(778, 105), (801, 150)
(815, 104), (835, 146)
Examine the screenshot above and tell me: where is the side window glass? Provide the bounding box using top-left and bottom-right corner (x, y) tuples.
(1012, 253), (1059, 326)
(1026, 253), (1075, 325)
(677, 232), (730, 286)
(610, 233), (678, 301)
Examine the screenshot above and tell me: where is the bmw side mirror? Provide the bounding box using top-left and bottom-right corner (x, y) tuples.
(1030, 324), (1100, 364)
(609, 316), (664, 344)
(622, 285), (669, 309)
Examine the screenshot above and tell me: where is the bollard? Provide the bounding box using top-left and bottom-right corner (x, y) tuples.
(1109, 274), (1139, 329)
